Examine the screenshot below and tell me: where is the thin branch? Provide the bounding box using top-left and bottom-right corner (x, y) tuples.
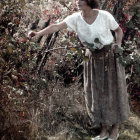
(44, 46), (83, 53)
(60, 2), (71, 11)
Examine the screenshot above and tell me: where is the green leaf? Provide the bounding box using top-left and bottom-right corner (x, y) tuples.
(83, 56), (89, 61)
(67, 53), (72, 60)
(65, 46), (69, 50)
(135, 65), (140, 73)
(8, 46), (13, 54)
(53, 71), (61, 78)
(0, 58), (5, 66)
(70, 37), (76, 42)
(83, 42), (95, 52)
(115, 45), (123, 55)
(77, 49), (82, 55)
(70, 47), (77, 52)
(26, 52), (30, 57)
(83, 42), (93, 47)
(40, 79), (48, 87)
(94, 38), (100, 44)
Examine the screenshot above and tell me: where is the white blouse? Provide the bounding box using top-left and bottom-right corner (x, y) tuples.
(63, 10), (119, 49)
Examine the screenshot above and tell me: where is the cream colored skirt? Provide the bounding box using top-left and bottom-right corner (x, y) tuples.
(83, 46), (130, 126)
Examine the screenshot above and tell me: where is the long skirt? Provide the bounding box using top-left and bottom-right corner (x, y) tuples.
(84, 46), (130, 126)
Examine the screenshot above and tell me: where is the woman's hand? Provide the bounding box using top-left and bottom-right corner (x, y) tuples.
(111, 43), (121, 54)
(111, 43), (124, 57)
(28, 31), (39, 39)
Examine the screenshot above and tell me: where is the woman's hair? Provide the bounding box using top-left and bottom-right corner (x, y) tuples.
(85, 0), (99, 9)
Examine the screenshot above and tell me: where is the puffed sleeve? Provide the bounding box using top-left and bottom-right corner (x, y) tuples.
(63, 13), (78, 32)
(107, 12), (119, 31)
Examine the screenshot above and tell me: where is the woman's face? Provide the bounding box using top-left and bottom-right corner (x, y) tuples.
(76, 0), (89, 10)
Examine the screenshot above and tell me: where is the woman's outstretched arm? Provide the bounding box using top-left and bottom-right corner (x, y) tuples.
(28, 21), (67, 38)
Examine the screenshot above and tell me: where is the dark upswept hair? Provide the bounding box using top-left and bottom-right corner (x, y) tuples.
(85, 0), (99, 9)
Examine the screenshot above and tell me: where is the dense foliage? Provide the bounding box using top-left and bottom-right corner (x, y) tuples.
(0, 0), (48, 139)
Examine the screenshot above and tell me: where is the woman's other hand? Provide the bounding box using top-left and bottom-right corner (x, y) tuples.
(111, 43), (120, 55)
(111, 43), (123, 55)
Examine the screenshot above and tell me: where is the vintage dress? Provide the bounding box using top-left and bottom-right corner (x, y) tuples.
(64, 9), (130, 126)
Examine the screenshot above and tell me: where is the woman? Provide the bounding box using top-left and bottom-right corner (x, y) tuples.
(28, 0), (130, 139)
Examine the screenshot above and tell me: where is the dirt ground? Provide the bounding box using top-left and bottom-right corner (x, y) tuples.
(47, 112), (140, 140)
